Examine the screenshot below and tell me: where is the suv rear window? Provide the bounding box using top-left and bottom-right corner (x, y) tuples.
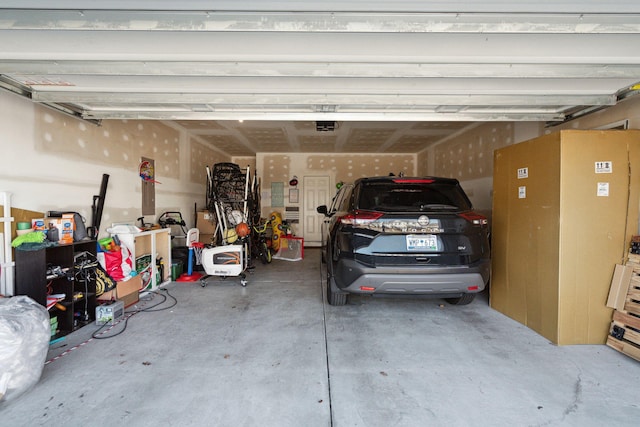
(357, 180), (472, 212)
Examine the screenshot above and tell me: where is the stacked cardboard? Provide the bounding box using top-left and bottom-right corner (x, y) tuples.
(491, 130), (640, 345)
(606, 247), (640, 361)
(31, 214), (74, 244)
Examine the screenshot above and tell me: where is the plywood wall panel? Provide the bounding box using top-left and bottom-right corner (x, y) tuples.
(433, 122), (513, 181)
(36, 111), (181, 180)
(190, 138), (231, 184)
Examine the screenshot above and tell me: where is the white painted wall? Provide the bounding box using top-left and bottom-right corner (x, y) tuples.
(0, 91), (206, 238)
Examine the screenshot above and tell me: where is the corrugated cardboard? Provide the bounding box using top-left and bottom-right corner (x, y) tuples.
(97, 275), (141, 308)
(196, 211), (216, 235)
(606, 264), (633, 311)
(45, 214), (74, 244)
(0, 207), (44, 238)
(491, 130), (640, 345)
(199, 233), (216, 245)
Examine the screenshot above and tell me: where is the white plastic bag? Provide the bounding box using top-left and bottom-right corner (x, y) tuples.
(0, 296), (50, 404)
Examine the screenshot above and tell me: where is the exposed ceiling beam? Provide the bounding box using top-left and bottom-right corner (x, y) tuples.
(28, 91), (615, 108)
(2, 31), (639, 63)
(77, 110), (568, 122)
(3, 61), (640, 80)
(2, 10), (640, 33)
(4, 0), (640, 14)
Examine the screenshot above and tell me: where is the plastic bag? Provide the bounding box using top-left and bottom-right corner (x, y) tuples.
(0, 296), (50, 404)
(100, 244), (133, 282)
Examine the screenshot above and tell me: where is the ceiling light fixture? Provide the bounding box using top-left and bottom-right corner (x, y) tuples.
(316, 121), (336, 132)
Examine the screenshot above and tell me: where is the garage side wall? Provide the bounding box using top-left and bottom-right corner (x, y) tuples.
(418, 96), (640, 226)
(0, 91), (225, 236)
(418, 122), (524, 221)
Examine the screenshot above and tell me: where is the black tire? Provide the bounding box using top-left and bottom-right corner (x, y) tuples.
(327, 276), (347, 306)
(445, 293), (476, 305)
(259, 244), (268, 264)
(260, 242), (272, 264)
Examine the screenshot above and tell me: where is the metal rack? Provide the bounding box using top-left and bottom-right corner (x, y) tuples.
(201, 163), (254, 286)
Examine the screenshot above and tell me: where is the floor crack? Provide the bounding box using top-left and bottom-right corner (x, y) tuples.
(320, 268), (334, 427)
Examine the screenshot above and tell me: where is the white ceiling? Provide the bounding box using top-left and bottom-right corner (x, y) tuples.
(1, 1), (639, 155)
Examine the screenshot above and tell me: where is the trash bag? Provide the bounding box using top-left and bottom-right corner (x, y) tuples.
(0, 296), (50, 404)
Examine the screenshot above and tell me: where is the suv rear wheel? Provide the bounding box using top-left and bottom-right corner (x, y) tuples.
(445, 293), (476, 305)
(327, 276), (347, 306)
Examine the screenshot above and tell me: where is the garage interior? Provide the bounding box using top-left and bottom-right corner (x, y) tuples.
(1, 1), (640, 425)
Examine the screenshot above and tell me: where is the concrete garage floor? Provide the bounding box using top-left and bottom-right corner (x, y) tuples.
(2, 248), (639, 426)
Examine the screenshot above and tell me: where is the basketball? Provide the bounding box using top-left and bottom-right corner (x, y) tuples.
(235, 222), (250, 237)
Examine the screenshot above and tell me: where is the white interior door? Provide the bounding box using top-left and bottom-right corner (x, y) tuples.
(302, 176), (330, 246)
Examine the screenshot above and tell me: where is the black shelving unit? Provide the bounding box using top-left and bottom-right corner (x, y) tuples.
(15, 240), (98, 339)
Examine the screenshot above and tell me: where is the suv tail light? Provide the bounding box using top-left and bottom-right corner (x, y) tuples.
(459, 212), (488, 226)
(338, 210), (384, 225)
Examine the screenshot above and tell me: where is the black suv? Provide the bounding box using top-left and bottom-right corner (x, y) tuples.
(317, 176), (490, 306)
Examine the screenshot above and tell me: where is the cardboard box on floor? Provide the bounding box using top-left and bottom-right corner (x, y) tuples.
(490, 130), (640, 345)
(97, 275), (142, 308)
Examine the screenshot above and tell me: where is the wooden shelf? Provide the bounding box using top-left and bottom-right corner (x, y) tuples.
(15, 240), (98, 338)
(115, 228), (172, 291)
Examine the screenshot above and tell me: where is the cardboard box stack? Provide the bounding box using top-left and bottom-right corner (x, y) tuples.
(606, 237), (640, 361)
(491, 130), (640, 345)
(32, 213), (75, 244)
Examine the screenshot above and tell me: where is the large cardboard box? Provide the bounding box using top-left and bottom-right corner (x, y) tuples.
(196, 210), (216, 235)
(97, 275), (141, 308)
(491, 130), (640, 345)
(199, 233), (216, 245)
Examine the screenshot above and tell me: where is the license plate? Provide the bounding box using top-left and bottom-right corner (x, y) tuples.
(406, 234), (437, 251)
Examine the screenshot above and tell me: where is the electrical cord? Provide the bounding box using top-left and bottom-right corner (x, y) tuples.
(141, 288), (178, 312)
(91, 312), (134, 339)
(91, 288), (177, 340)
(74, 262), (93, 321)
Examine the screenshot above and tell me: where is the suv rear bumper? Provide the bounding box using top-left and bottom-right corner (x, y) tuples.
(334, 258), (490, 296)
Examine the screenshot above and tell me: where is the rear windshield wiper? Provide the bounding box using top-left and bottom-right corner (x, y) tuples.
(420, 203), (459, 210)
